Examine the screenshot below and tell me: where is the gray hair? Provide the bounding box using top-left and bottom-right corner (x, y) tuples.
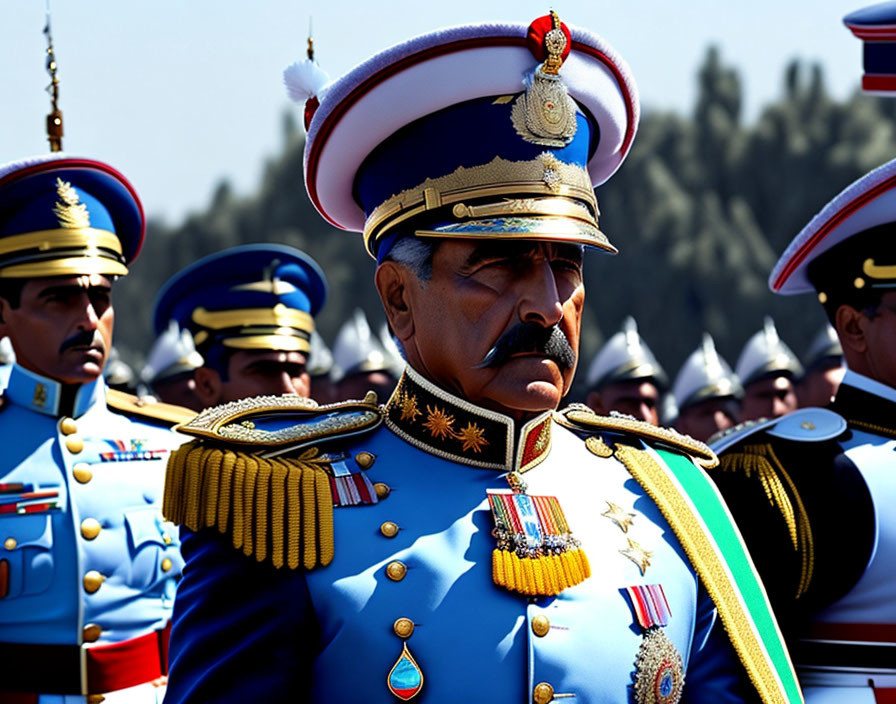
(382, 237), (438, 282)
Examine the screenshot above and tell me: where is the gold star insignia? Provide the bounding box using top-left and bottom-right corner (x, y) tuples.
(400, 393), (421, 422)
(457, 422), (489, 453)
(602, 501), (636, 534)
(620, 538), (652, 576)
(423, 405), (455, 440)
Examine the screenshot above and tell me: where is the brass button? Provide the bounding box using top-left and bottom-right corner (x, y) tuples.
(4, 537), (16, 551)
(385, 561), (407, 581)
(355, 451), (376, 469)
(65, 436), (84, 454)
(80, 518), (102, 540)
(163, 534), (173, 545)
(87, 695), (106, 704)
(374, 482), (391, 499)
(83, 570), (105, 594)
(161, 558), (173, 572)
(72, 463), (93, 483)
(531, 615), (551, 637)
(533, 682), (554, 704)
(59, 417), (78, 435)
(380, 521), (399, 538)
(82, 623), (102, 642)
(393, 617), (415, 638)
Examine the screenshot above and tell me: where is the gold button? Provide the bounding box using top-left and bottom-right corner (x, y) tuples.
(355, 451), (375, 469)
(385, 561), (407, 581)
(393, 617), (415, 639)
(72, 463), (93, 483)
(531, 615), (551, 637)
(82, 623), (102, 642)
(163, 534), (172, 545)
(533, 682), (554, 704)
(59, 417), (78, 435)
(87, 695), (106, 704)
(4, 537), (16, 551)
(83, 570), (105, 594)
(65, 436), (84, 454)
(380, 521), (399, 538)
(374, 482), (391, 499)
(80, 518), (102, 540)
(161, 558), (173, 572)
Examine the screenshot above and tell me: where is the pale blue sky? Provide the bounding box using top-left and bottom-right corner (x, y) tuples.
(0, 1), (866, 223)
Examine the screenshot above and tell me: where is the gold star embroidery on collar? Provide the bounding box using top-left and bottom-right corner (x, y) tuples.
(423, 405), (455, 440)
(457, 422), (489, 453)
(602, 501), (636, 534)
(620, 538), (652, 576)
(400, 393), (421, 422)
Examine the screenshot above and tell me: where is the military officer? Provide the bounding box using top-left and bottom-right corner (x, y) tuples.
(163, 14), (801, 704)
(0, 154), (191, 702)
(795, 325), (844, 409)
(152, 243), (327, 407)
(734, 317), (802, 423)
(331, 308), (399, 402)
(584, 316), (668, 425)
(710, 154), (896, 702)
(671, 334), (742, 442)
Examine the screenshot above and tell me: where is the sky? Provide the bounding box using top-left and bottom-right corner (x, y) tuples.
(0, 0), (868, 225)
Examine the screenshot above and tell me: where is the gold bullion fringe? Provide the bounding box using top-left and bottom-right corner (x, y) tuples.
(491, 547), (591, 596)
(163, 441), (335, 570)
(719, 444), (814, 599)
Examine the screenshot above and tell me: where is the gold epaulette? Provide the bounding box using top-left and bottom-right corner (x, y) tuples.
(556, 404), (718, 469)
(717, 444), (814, 599)
(106, 389), (196, 426)
(163, 393), (383, 569)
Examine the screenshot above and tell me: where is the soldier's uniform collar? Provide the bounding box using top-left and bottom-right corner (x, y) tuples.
(840, 368), (896, 406)
(384, 366), (553, 472)
(5, 363), (103, 418)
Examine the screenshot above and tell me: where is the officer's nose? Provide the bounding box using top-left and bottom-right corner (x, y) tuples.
(275, 371), (300, 396)
(713, 410), (734, 433)
(519, 259), (564, 327)
(77, 295), (101, 332)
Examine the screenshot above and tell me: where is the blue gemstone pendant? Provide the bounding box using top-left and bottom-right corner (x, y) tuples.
(387, 642), (424, 701)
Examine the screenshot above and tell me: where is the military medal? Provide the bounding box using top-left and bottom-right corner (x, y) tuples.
(626, 584), (684, 704)
(387, 618), (423, 701)
(487, 471), (590, 596)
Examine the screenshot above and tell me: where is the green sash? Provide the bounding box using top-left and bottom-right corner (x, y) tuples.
(613, 442), (803, 704)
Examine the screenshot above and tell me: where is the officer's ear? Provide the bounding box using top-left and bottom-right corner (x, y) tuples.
(835, 304), (868, 356)
(193, 366), (224, 408)
(375, 262), (415, 344)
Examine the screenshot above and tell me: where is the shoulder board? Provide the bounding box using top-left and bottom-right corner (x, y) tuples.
(175, 393), (383, 450)
(163, 394), (384, 572)
(106, 389), (195, 427)
(556, 404), (717, 469)
(711, 407), (846, 454)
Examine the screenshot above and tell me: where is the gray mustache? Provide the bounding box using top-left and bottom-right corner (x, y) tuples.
(475, 323), (576, 371)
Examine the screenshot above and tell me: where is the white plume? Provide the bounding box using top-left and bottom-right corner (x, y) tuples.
(283, 59), (330, 102)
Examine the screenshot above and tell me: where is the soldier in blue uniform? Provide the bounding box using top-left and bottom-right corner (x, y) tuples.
(0, 154), (192, 702)
(163, 14), (802, 704)
(710, 155), (896, 703)
(152, 244), (327, 407)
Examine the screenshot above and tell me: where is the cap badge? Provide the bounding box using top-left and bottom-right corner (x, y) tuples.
(512, 12), (578, 147)
(53, 178), (90, 229)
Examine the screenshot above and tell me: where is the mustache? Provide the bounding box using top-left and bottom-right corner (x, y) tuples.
(59, 330), (103, 355)
(475, 322), (576, 371)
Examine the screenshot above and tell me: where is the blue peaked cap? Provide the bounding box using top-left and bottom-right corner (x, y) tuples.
(153, 244), (327, 356)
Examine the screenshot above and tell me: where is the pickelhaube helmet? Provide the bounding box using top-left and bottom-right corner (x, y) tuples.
(331, 308), (389, 382)
(585, 316), (668, 391)
(672, 333), (742, 412)
(140, 320), (204, 386)
(802, 324), (843, 374)
(734, 317), (803, 388)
